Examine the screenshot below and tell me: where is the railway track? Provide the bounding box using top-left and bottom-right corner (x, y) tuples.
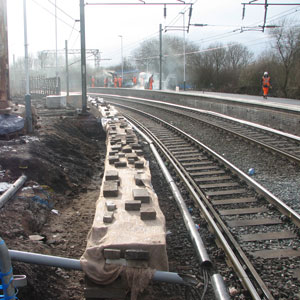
(98, 94), (300, 164)
(110, 103), (300, 299)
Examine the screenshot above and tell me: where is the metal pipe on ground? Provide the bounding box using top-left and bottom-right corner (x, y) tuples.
(9, 250), (190, 285)
(129, 120), (230, 300)
(0, 175), (27, 209)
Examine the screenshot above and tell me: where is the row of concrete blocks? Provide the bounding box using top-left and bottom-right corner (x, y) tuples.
(109, 141), (145, 169)
(103, 176), (157, 223)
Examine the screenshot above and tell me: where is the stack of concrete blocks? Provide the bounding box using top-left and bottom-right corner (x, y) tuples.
(82, 99), (167, 299)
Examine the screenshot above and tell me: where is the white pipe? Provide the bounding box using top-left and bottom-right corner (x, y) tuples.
(0, 175), (27, 209)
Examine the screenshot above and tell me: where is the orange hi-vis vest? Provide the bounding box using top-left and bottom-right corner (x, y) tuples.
(262, 76), (270, 87)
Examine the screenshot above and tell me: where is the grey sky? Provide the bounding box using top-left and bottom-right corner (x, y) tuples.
(7, 0), (300, 67)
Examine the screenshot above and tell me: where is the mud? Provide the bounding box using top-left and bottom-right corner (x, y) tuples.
(0, 104), (106, 300)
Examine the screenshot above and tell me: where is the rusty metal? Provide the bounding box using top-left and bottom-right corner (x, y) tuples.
(0, 0), (11, 114)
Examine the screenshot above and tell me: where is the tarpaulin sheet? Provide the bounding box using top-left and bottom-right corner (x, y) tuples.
(0, 114), (24, 135)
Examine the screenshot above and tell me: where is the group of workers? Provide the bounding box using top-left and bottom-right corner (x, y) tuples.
(102, 74), (154, 90)
(99, 72), (270, 98)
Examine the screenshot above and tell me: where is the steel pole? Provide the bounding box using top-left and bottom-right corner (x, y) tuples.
(183, 11), (186, 91)
(65, 40), (69, 97)
(0, 0), (11, 114)
(23, 0), (32, 133)
(55, 0), (59, 94)
(159, 24), (162, 90)
(119, 35), (123, 80)
(80, 0), (87, 113)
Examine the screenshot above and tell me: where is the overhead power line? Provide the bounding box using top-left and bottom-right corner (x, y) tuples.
(30, 0), (79, 32)
(48, 0), (76, 21)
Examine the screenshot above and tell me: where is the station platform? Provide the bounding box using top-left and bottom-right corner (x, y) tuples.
(182, 90), (300, 113)
(80, 97), (168, 299)
(88, 87), (300, 136)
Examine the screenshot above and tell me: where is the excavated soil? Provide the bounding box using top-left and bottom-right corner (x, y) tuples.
(0, 105), (106, 300)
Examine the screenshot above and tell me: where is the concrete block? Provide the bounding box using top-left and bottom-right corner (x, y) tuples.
(103, 212), (114, 223)
(134, 161), (144, 169)
(103, 181), (118, 197)
(109, 150), (118, 156)
(103, 248), (121, 259)
(109, 155), (119, 165)
(128, 158), (135, 165)
(134, 174), (145, 186)
(115, 161), (127, 168)
(133, 189), (150, 203)
(106, 201), (117, 211)
(135, 149), (143, 156)
(140, 207), (156, 220)
(125, 249), (150, 260)
(111, 144), (122, 151)
(111, 138), (121, 145)
(132, 143), (142, 150)
(109, 130), (117, 136)
(118, 153), (125, 158)
(46, 95), (66, 109)
(126, 153), (138, 161)
(125, 201), (141, 211)
(122, 145), (132, 153)
(105, 170), (119, 181)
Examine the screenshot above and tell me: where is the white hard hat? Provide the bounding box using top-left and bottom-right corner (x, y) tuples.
(264, 72), (268, 76)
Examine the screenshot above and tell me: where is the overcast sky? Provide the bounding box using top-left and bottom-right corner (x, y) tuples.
(6, 0), (300, 67)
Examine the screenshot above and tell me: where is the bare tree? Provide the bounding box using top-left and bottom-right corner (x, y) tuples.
(270, 19), (300, 97)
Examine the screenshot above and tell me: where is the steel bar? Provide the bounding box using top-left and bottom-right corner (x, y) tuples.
(0, 175), (27, 209)
(211, 273), (230, 300)
(80, 0), (87, 113)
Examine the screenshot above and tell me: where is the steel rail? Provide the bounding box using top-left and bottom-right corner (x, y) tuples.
(126, 117), (230, 300)
(113, 102), (300, 228)
(123, 113), (264, 299)
(113, 103), (300, 299)
(101, 94), (300, 164)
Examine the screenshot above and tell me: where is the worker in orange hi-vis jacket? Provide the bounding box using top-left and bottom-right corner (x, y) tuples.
(262, 72), (271, 99)
(149, 75), (154, 90)
(118, 76), (122, 88)
(132, 76), (137, 85)
(114, 76), (118, 88)
(91, 76), (95, 88)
